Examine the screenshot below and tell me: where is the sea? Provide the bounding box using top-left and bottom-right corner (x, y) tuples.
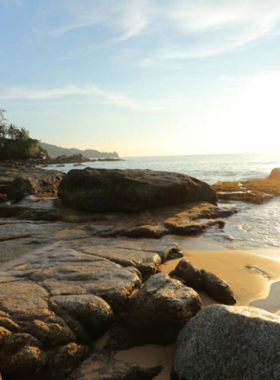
(44, 153), (280, 252)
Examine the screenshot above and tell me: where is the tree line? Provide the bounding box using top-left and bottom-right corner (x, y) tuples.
(0, 109), (47, 160)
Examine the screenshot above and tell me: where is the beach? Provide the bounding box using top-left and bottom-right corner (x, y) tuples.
(1, 159), (280, 379)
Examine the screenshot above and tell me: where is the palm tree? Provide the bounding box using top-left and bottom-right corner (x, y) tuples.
(7, 124), (18, 140)
(0, 124), (6, 139)
(17, 127), (30, 141)
(0, 109), (6, 125)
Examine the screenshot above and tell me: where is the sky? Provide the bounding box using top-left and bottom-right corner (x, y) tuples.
(1, 0), (280, 157)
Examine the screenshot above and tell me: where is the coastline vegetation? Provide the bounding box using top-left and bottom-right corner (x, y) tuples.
(0, 109), (47, 161)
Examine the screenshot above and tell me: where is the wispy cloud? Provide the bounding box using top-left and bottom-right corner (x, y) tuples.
(0, 84), (163, 111)
(48, 0), (280, 62)
(0, 0), (22, 6)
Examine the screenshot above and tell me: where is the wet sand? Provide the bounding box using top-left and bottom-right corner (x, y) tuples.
(116, 247), (280, 379)
(162, 248), (280, 307)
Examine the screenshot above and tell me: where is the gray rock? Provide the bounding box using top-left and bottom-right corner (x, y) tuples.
(201, 269), (236, 305)
(50, 294), (113, 340)
(58, 168), (217, 212)
(123, 273), (202, 344)
(172, 259), (203, 291)
(172, 259), (236, 305)
(81, 245), (162, 278)
(6, 177), (58, 202)
(22, 248), (142, 310)
(172, 305), (280, 380)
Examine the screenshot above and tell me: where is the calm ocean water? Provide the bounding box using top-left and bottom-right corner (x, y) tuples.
(44, 153), (280, 251)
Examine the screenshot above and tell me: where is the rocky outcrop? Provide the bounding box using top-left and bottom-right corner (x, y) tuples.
(80, 245), (162, 279)
(212, 176), (280, 204)
(268, 168), (280, 181)
(171, 259), (236, 305)
(172, 305), (280, 380)
(122, 273), (202, 345)
(58, 168), (218, 213)
(0, 247), (142, 379)
(0, 166), (65, 202)
(0, 238), (186, 379)
(6, 177), (58, 202)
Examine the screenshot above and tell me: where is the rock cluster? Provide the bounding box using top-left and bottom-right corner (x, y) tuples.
(170, 259), (236, 304)
(0, 166), (64, 202)
(213, 168), (280, 204)
(0, 238), (198, 379)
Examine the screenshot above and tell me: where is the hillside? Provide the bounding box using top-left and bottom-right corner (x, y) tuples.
(40, 142), (119, 159)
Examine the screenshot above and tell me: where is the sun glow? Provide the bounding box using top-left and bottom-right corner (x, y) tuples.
(230, 72), (280, 153)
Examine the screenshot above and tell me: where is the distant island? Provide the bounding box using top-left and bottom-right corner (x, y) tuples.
(39, 142), (119, 159)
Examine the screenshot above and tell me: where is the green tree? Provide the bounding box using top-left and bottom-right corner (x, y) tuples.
(17, 127), (30, 141)
(7, 124), (18, 140)
(0, 109), (6, 125)
(0, 109), (48, 161)
(0, 124), (6, 139)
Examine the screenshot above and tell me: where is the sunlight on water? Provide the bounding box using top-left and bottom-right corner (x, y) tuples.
(44, 153), (280, 185)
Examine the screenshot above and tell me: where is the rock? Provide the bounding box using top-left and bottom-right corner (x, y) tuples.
(49, 294), (113, 340)
(212, 179), (280, 204)
(172, 260), (236, 304)
(0, 335), (48, 380)
(165, 219), (224, 235)
(172, 305), (280, 380)
(45, 343), (87, 380)
(0, 166), (64, 197)
(54, 154), (91, 164)
(21, 248), (142, 310)
(163, 245), (184, 262)
(268, 168), (280, 181)
(6, 177), (58, 202)
(0, 326), (12, 343)
(123, 224), (167, 239)
(0, 195), (93, 222)
(23, 319), (75, 348)
(69, 350), (161, 380)
(58, 168), (217, 212)
(163, 203), (235, 236)
(98, 158), (123, 161)
(172, 259), (203, 291)
(201, 269), (236, 305)
(123, 273), (202, 344)
(80, 245), (162, 278)
(0, 280), (51, 320)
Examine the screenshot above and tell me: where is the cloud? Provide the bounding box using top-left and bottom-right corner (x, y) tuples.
(0, 0), (22, 6)
(48, 0), (280, 61)
(0, 84), (162, 111)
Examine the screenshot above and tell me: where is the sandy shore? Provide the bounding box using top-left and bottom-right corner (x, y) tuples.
(115, 246), (280, 379)
(1, 229), (280, 379)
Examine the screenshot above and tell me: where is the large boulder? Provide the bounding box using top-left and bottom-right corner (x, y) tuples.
(58, 168), (217, 212)
(123, 273), (202, 344)
(172, 305), (280, 380)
